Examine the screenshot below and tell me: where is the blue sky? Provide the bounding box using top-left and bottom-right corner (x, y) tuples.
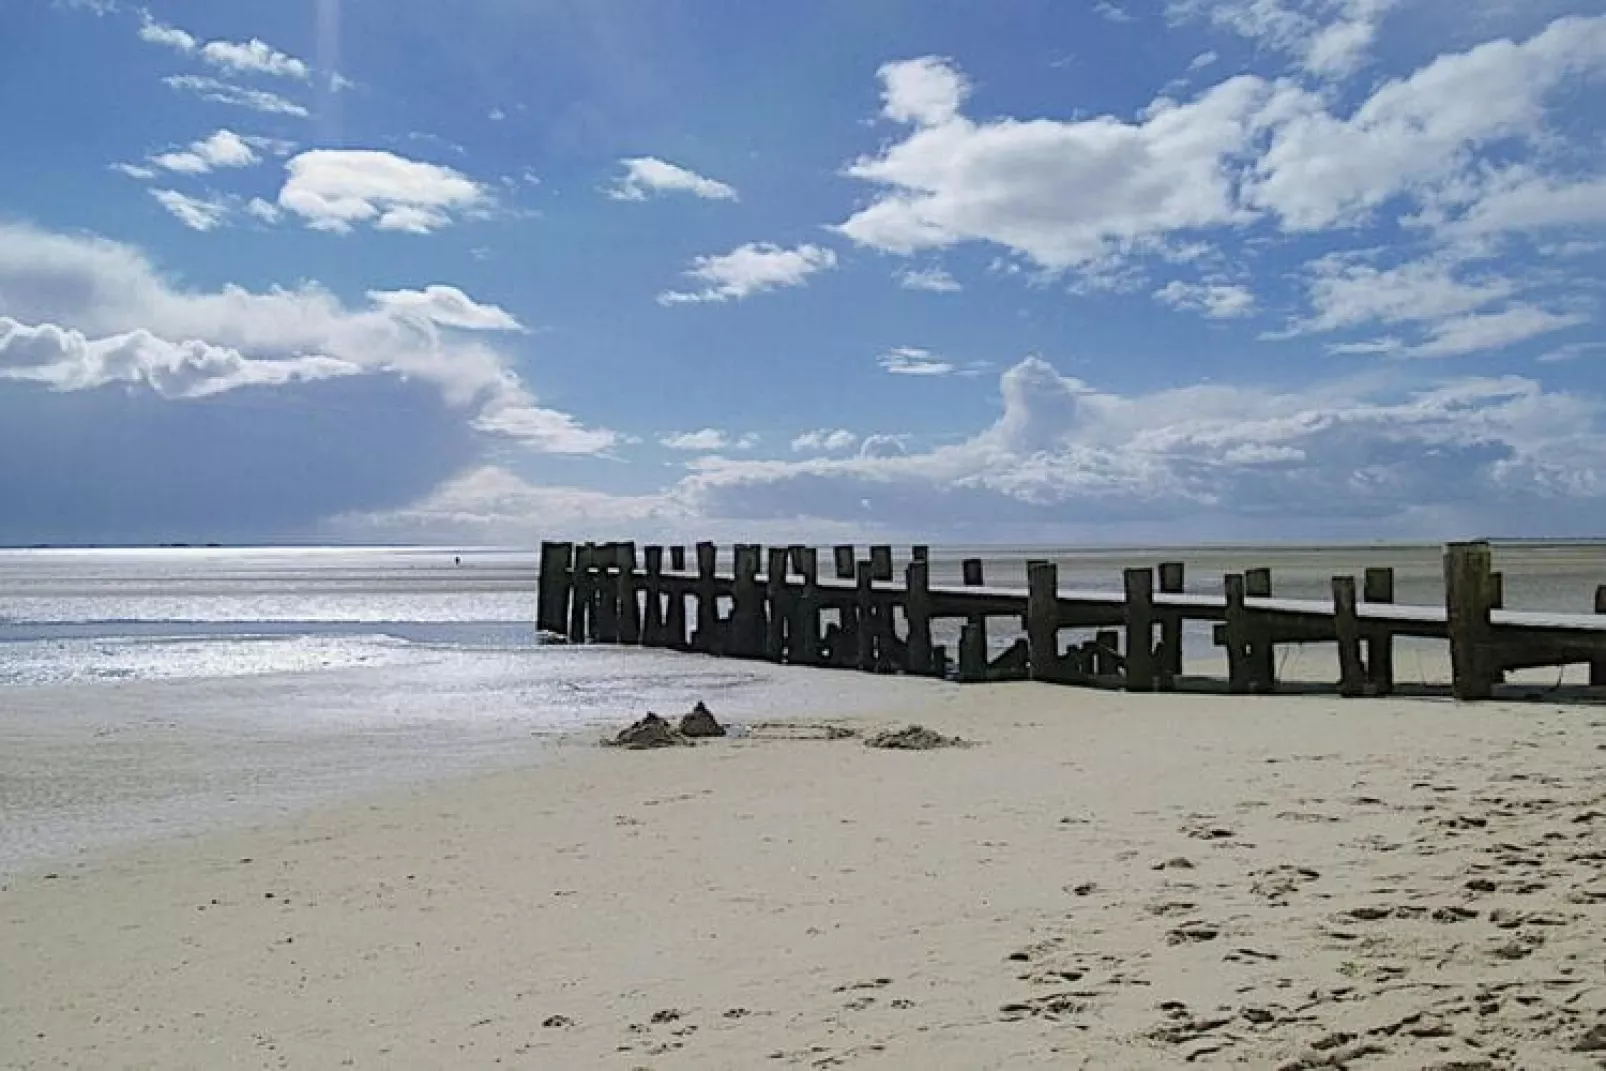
(1, 0), (1603, 545)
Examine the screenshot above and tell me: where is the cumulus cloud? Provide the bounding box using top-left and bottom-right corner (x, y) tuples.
(139, 14), (310, 80)
(151, 129), (260, 174)
(1244, 16), (1606, 231)
(150, 189), (231, 231)
(792, 429), (858, 453)
(608, 157), (738, 202)
(837, 56), (1270, 270)
(0, 223), (614, 453)
(659, 429), (759, 452)
(0, 317), (357, 398)
(165, 75), (309, 117)
(277, 150), (491, 234)
(342, 356), (1606, 544)
(658, 242), (837, 305)
(1154, 280), (1257, 318)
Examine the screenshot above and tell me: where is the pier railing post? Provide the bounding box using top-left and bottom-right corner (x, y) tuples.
(1363, 567), (1394, 696)
(537, 541), (574, 637)
(1244, 567), (1275, 692)
(869, 545), (894, 582)
(794, 548), (821, 666)
(1027, 561), (1062, 683)
(1124, 567), (1155, 692)
(765, 547), (789, 661)
(1157, 561), (1184, 689)
(568, 542), (594, 643)
(1592, 585), (1606, 687)
(616, 542), (640, 645)
(957, 557), (988, 682)
(593, 543), (620, 643)
(833, 546), (856, 581)
(732, 545), (764, 658)
(1444, 541), (1496, 701)
(855, 560), (877, 672)
(693, 541), (718, 653)
(1223, 573), (1250, 694)
(906, 557), (934, 676)
(1333, 575), (1365, 698)
(641, 546), (665, 646)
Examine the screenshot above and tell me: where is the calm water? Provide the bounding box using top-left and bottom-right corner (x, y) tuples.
(2, 543), (1602, 873)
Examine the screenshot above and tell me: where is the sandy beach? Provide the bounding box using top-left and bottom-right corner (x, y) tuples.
(4, 677), (1605, 1069)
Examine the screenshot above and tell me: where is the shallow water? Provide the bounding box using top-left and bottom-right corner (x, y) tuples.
(2, 542), (1602, 873)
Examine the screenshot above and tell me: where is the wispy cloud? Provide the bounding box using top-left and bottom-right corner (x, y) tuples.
(165, 75), (310, 118)
(150, 189), (231, 231)
(608, 157), (738, 202)
(658, 243), (836, 305)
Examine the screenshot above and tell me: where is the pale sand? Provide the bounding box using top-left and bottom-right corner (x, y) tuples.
(3, 679), (1605, 1069)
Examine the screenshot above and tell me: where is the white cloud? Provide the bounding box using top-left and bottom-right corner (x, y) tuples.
(608, 158), (738, 202)
(151, 129), (260, 174)
(277, 150), (491, 234)
(366, 286), (526, 331)
(245, 197), (281, 224)
(338, 357), (1606, 543)
(1168, 0), (1402, 77)
(200, 38), (309, 80)
(792, 429), (858, 453)
(138, 15), (195, 52)
(1154, 280), (1257, 318)
(658, 242), (837, 305)
(837, 56), (1270, 270)
(878, 346), (957, 376)
(0, 316), (357, 398)
(165, 75), (309, 118)
(897, 266), (962, 292)
(138, 14), (308, 80)
(660, 429), (759, 452)
(1539, 342), (1606, 364)
(1284, 250), (1591, 357)
(1094, 1), (1134, 24)
(674, 356), (1606, 533)
(110, 163), (156, 180)
(1407, 306), (1589, 358)
(0, 223), (614, 454)
(877, 55), (970, 126)
(1447, 173), (1606, 237)
(150, 189), (230, 231)
(471, 403), (620, 455)
(1245, 16), (1606, 231)
(1189, 50), (1219, 71)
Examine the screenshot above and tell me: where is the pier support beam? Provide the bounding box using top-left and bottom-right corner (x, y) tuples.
(906, 557), (934, 676)
(1333, 575), (1365, 698)
(1444, 541), (1497, 701)
(536, 541), (573, 637)
(1027, 561), (1062, 683)
(1245, 567), (1275, 692)
(793, 548), (821, 666)
(958, 558), (988, 682)
(765, 547), (789, 661)
(1124, 567), (1155, 692)
(641, 546), (664, 646)
(1363, 567), (1395, 696)
(1223, 573), (1251, 695)
(693, 542), (718, 653)
(616, 543), (640, 645)
(731, 545), (764, 658)
(1157, 561), (1185, 689)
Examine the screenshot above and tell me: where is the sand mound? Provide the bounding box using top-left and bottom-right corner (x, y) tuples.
(605, 714), (690, 749)
(864, 725), (969, 750)
(679, 702), (726, 739)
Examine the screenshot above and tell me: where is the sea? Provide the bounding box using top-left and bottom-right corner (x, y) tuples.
(2, 542), (1602, 874)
